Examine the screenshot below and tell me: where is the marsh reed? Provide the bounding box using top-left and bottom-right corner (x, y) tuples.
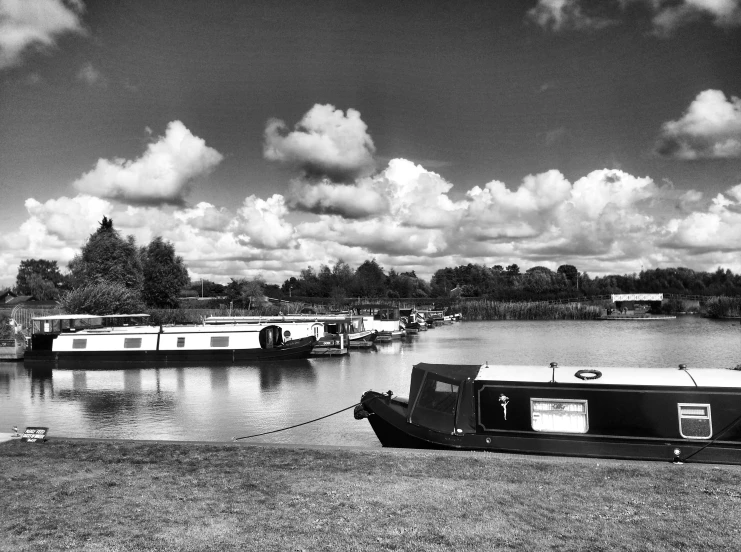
(458, 299), (602, 320)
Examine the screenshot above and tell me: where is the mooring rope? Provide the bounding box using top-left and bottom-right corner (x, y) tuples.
(681, 410), (741, 462)
(232, 402), (362, 441)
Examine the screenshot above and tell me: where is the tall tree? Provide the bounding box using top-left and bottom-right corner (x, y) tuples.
(68, 218), (143, 291)
(140, 237), (191, 308)
(353, 259), (386, 298)
(15, 259), (66, 299)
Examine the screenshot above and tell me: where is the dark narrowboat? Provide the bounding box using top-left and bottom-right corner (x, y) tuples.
(355, 362), (741, 464)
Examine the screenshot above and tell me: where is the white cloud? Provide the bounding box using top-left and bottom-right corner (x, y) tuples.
(76, 61), (105, 86)
(8, 158), (741, 288)
(288, 179), (389, 219)
(73, 121), (224, 205)
(0, 0), (85, 70)
(651, 0), (741, 33)
(654, 90), (741, 160)
(527, 0), (616, 31)
(264, 104), (376, 183)
(528, 0), (741, 34)
(233, 195), (295, 249)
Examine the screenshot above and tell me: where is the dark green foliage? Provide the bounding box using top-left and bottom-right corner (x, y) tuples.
(68, 218), (143, 291)
(15, 259), (66, 299)
(140, 237), (190, 308)
(59, 281), (146, 315)
(353, 259), (386, 297)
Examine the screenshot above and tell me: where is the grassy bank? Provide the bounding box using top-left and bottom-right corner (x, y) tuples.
(2, 440), (740, 551)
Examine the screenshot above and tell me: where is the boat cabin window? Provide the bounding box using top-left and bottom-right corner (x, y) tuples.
(409, 374), (460, 434)
(124, 338), (142, 349)
(531, 399), (588, 434)
(177, 337), (185, 348)
(210, 336), (229, 348)
(72, 339), (87, 349)
(678, 403), (712, 439)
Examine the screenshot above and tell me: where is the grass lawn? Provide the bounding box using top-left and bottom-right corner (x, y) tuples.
(1, 439), (741, 551)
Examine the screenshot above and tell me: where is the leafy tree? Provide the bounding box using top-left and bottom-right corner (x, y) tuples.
(15, 259), (66, 299)
(68, 218), (143, 291)
(353, 259), (386, 297)
(240, 277), (267, 309)
(189, 279), (225, 297)
(505, 264), (520, 276)
(224, 277), (267, 308)
(140, 237), (191, 308)
(59, 281), (146, 315)
(557, 265), (578, 285)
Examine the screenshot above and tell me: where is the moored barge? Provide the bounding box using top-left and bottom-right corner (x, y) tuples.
(24, 314), (316, 366)
(355, 361), (741, 464)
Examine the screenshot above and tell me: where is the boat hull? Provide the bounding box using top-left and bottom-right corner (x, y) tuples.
(24, 336), (316, 367)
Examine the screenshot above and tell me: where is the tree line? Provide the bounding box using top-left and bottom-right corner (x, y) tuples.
(9, 217), (189, 314)
(7, 217), (741, 313)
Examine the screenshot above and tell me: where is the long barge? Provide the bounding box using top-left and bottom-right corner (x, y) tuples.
(355, 361), (741, 465)
(24, 314), (316, 366)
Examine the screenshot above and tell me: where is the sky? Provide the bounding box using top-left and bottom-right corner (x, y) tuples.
(1, 0), (741, 288)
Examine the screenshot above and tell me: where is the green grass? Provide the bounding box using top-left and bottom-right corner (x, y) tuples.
(2, 440), (740, 551)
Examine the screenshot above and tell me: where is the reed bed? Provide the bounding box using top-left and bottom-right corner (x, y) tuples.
(703, 296), (741, 318)
(459, 300), (602, 320)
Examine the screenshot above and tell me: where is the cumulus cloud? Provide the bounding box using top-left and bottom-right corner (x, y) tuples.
(527, 0), (616, 31)
(73, 121), (224, 205)
(664, 185), (741, 252)
(264, 104), (376, 183)
(76, 61), (105, 86)
(8, 156), (741, 288)
(0, 0), (85, 70)
(650, 0), (741, 33)
(528, 0), (741, 33)
(233, 195), (295, 249)
(288, 179), (389, 219)
(654, 90), (741, 160)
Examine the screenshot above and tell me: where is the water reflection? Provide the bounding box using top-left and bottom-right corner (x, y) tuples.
(255, 359), (315, 391)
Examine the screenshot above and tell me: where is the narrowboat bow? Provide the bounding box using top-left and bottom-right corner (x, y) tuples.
(355, 362), (741, 464)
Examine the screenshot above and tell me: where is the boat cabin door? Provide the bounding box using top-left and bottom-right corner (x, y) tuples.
(259, 325), (284, 349)
(408, 370), (476, 435)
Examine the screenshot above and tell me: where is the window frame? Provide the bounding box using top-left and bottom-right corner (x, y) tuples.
(530, 398), (589, 434)
(677, 403), (712, 440)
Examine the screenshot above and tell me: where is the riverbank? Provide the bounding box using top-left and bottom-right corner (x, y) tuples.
(2, 439), (740, 551)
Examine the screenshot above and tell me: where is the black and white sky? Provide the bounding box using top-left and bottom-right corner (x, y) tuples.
(1, 0), (741, 286)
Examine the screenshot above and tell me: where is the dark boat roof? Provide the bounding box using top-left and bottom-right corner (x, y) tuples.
(414, 363), (481, 381)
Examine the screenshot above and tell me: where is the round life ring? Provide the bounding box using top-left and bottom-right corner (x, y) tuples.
(575, 369), (602, 381)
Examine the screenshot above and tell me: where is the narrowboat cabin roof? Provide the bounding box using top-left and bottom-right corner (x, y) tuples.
(32, 314), (150, 321)
(414, 362), (741, 389)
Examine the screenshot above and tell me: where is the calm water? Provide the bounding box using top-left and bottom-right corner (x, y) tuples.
(1, 317), (739, 447)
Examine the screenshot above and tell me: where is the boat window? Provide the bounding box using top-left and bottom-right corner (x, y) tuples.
(531, 399), (588, 434)
(409, 375), (460, 434)
(210, 336), (229, 347)
(124, 338), (142, 349)
(177, 337), (185, 348)
(72, 339), (87, 349)
(678, 403), (712, 439)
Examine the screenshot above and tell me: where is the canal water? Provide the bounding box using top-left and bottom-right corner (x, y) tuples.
(1, 316), (739, 447)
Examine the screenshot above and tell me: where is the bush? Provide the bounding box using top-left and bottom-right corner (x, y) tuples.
(59, 281), (146, 315)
